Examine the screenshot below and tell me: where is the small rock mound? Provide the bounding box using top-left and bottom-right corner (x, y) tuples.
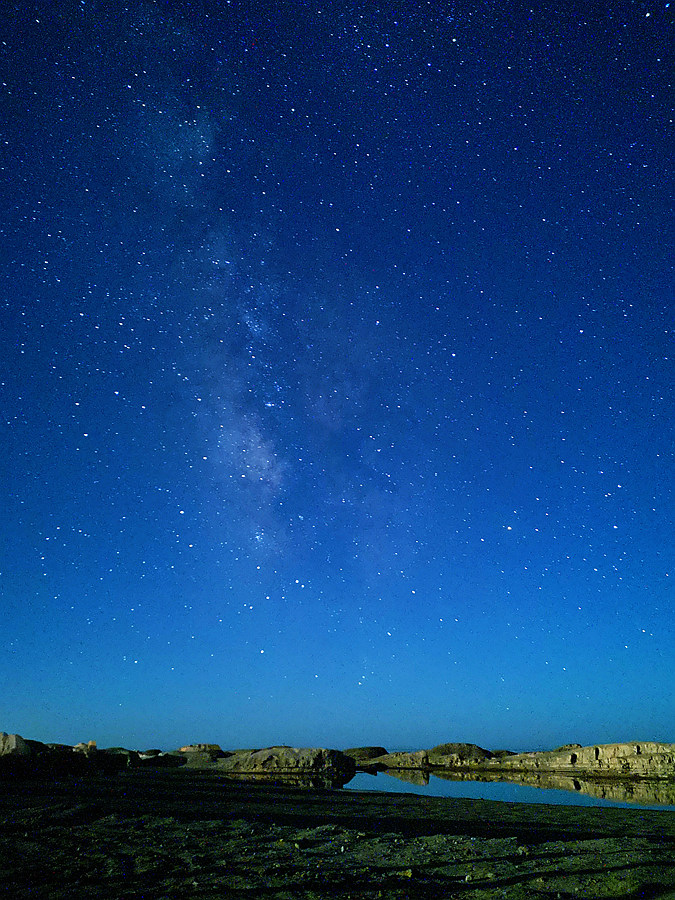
(342, 746), (388, 762)
(427, 742), (493, 765)
(218, 746), (354, 778)
(367, 750), (430, 769)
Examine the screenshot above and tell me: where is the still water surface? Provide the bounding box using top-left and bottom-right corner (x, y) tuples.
(344, 771), (675, 812)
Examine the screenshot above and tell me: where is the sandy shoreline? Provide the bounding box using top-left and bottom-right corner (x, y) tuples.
(1, 769), (674, 898)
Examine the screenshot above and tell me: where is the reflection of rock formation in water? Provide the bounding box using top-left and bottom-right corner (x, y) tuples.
(219, 771), (352, 790)
(212, 747), (355, 786)
(363, 741), (675, 806)
(431, 768), (675, 806)
(3, 732), (673, 803)
(380, 768), (430, 787)
(0, 735), (356, 788)
(370, 741), (675, 779)
(574, 778), (675, 806)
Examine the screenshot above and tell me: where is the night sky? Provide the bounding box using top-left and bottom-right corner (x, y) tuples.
(1, 0), (672, 753)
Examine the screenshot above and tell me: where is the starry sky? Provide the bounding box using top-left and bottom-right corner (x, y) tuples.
(1, 0), (673, 753)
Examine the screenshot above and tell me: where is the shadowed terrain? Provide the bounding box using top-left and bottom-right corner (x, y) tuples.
(1, 770), (675, 898)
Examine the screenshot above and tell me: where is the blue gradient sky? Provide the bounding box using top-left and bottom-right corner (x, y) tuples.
(1, 0), (672, 752)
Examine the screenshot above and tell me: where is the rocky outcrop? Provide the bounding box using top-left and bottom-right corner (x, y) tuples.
(179, 743), (224, 756)
(99, 747), (186, 769)
(4, 731), (672, 789)
(199, 747), (356, 789)
(0, 733), (31, 757)
(427, 742), (493, 766)
(367, 750), (429, 769)
(0, 734), (94, 776)
(362, 741), (675, 782)
(216, 746), (354, 778)
(491, 742), (675, 778)
(0, 734), (190, 776)
(73, 740), (98, 756)
(176, 744), (226, 768)
(381, 740), (675, 780)
(342, 746), (388, 763)
(102, 747), (141, 768)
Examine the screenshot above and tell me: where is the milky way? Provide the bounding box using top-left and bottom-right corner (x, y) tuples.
(0, 0), (672, 750)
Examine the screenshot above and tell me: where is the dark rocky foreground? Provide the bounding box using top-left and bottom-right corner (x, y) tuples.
(1, 769), (675, 898)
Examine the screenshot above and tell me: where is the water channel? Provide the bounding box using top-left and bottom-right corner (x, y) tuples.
(343, 770), (675, 812)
